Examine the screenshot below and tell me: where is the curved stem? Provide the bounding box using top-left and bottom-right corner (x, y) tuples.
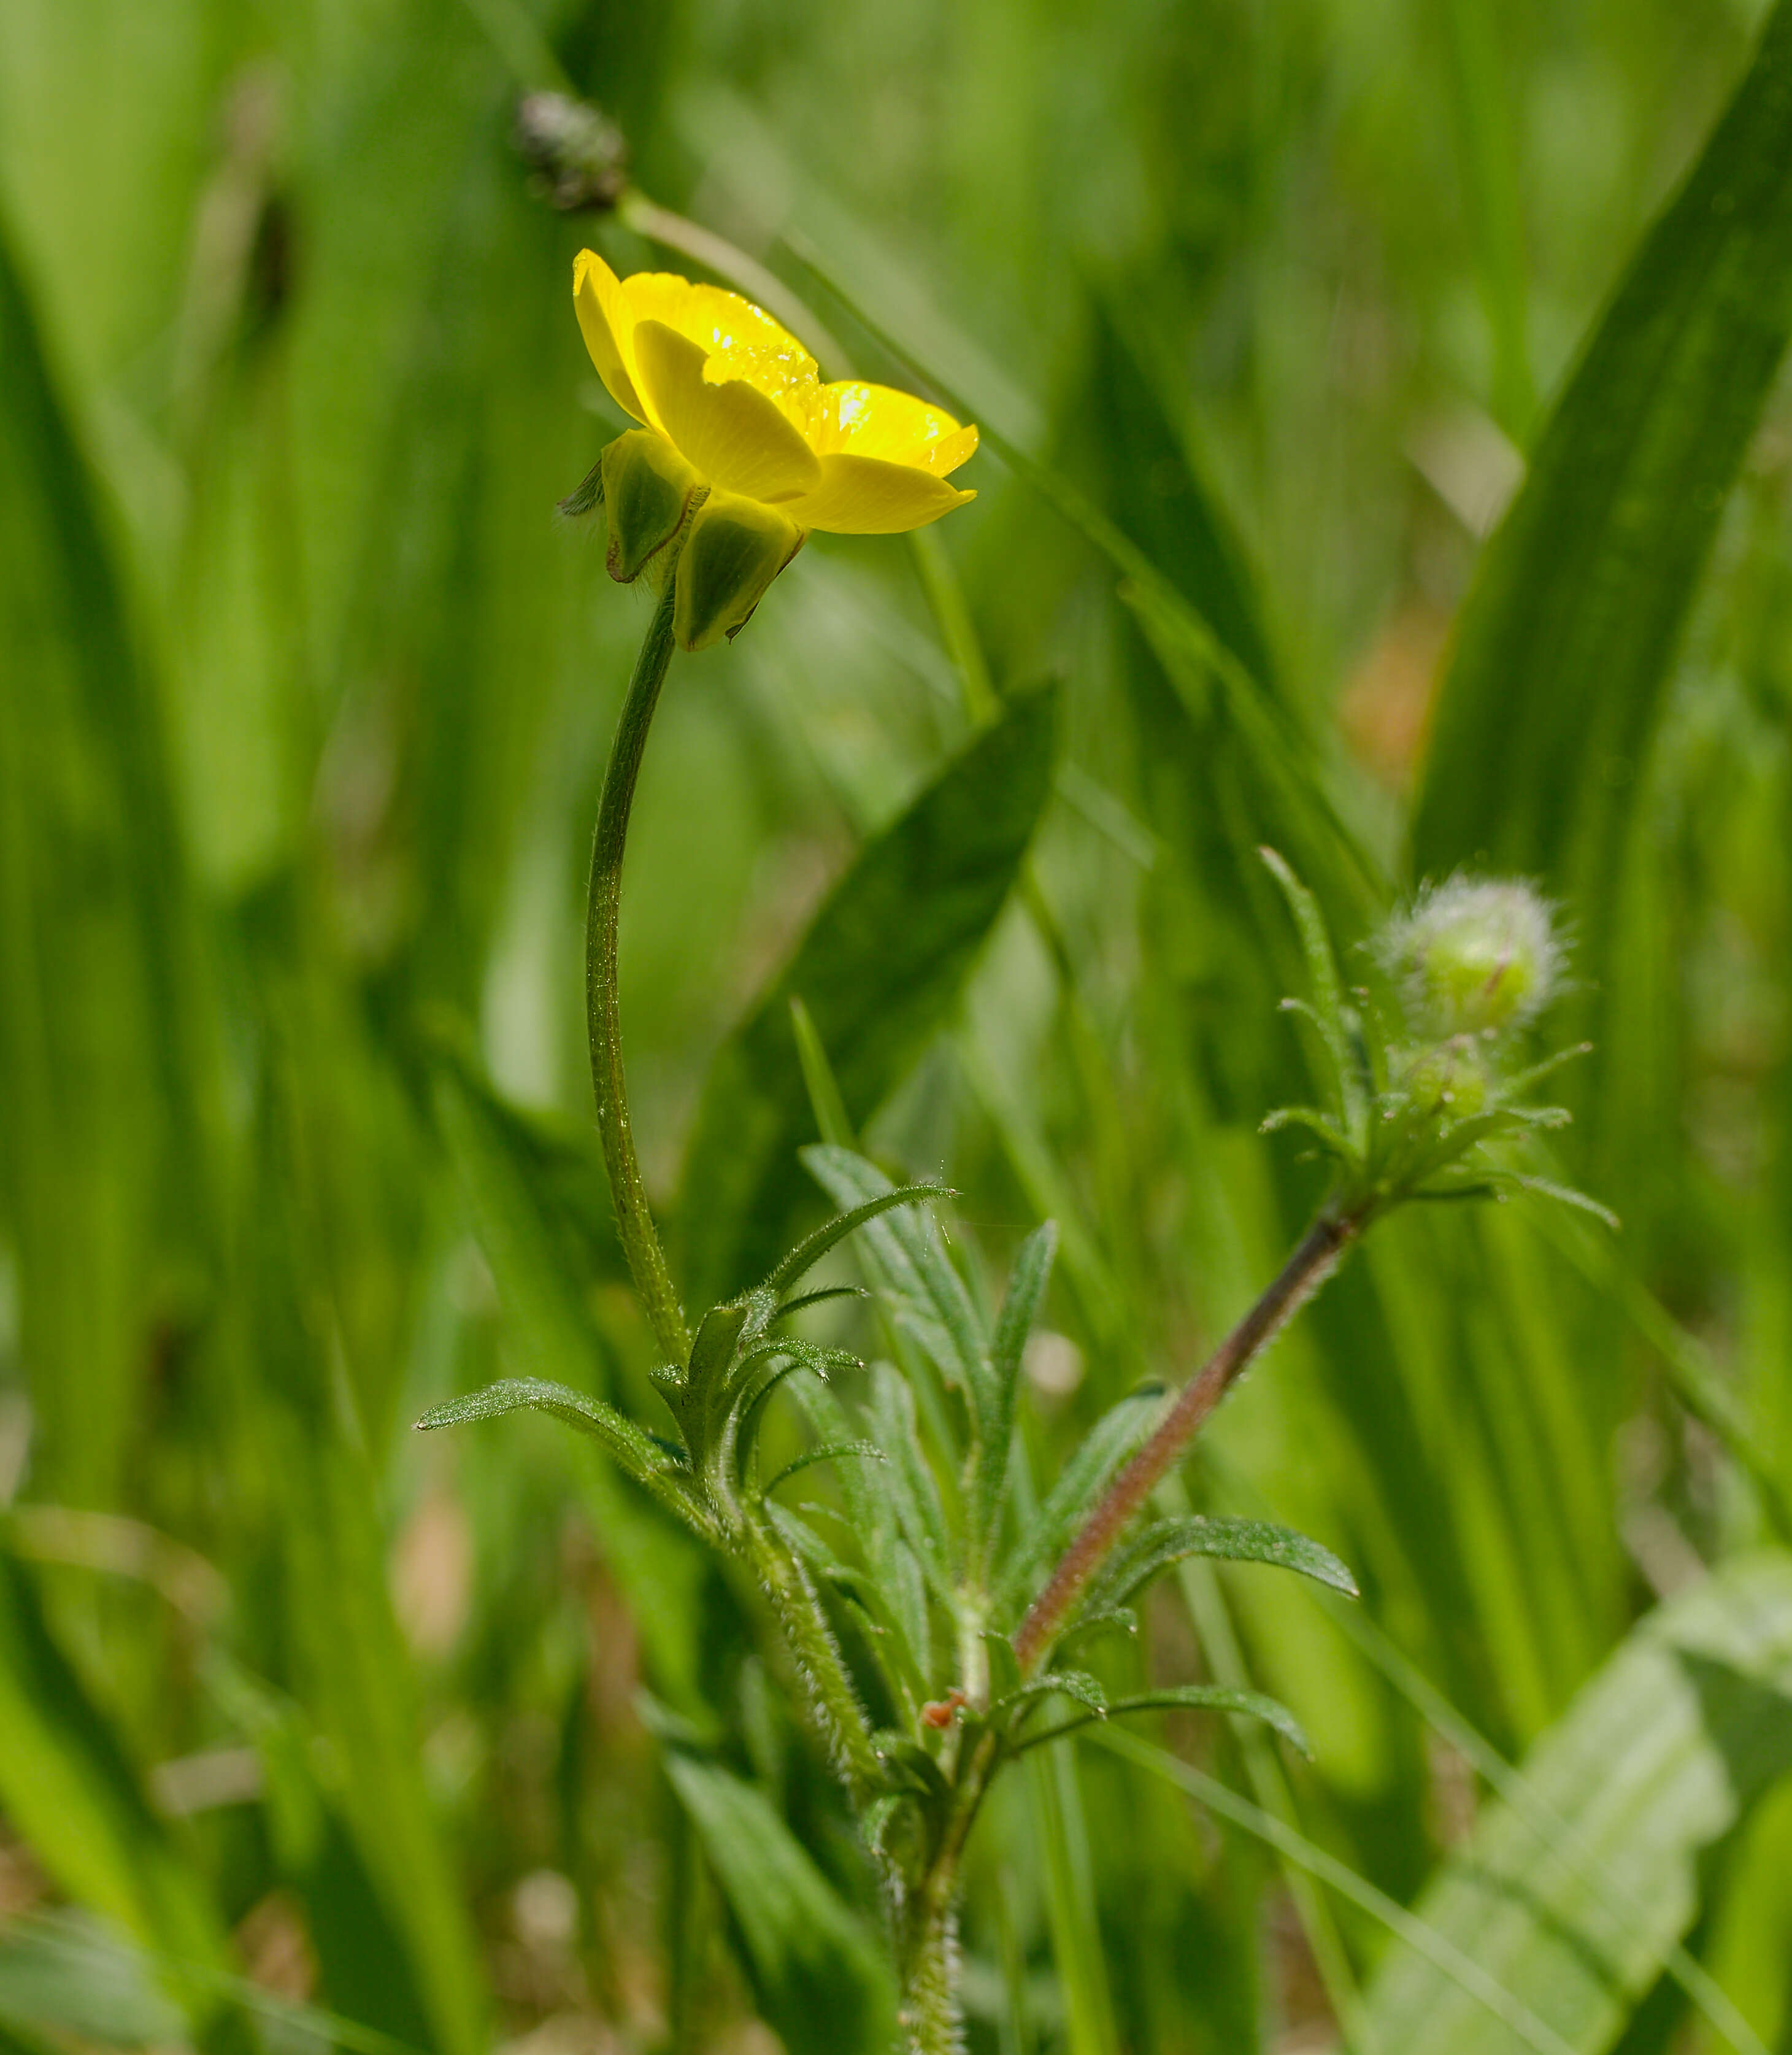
(1012, 1209), (1359, 1673)
(586, 583), (692, 1367)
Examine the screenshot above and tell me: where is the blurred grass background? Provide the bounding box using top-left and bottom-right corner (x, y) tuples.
(4, 0), (1792, 2049)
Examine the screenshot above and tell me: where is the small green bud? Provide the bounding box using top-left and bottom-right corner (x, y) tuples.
(672, 490), (805, 652)
(1399, 1038), (1490, 1117)
(601, 430), (706, 584)
(1377, 877), (1563, 1039)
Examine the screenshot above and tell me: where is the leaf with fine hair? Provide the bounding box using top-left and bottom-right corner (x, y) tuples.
(1260, 847), (1363, 1140)
(785, 1378), (933, 1687)
(764, 1183), (951, 1294)
(865, 1362), (955, 1600)
(759, 1441), (885, 1500)
(802, 1144), (991, 1413)
(995, 1671), (1109, 1723)
(415, 1378), (702, 1527)
(1012, 1685), (1312, 1761)
(1080, 1516), (1359, 1623)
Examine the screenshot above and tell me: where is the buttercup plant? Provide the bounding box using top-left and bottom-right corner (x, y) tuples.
(419, 256), (1607, 2054)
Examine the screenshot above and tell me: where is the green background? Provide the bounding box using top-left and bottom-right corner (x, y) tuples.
(4, 0), (1792, 2048)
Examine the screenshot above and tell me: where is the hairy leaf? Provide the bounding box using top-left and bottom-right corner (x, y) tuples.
(1081, 1516), (1359, 1621)
(1017, 1685), (1312, 1761)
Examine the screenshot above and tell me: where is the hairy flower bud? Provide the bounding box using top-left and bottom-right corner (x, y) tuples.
(1377, 877), (1563, 1039)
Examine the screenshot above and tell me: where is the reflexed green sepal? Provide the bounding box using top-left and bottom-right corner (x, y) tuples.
(601, 428), (706, 584)
(673, 490), (805, 651)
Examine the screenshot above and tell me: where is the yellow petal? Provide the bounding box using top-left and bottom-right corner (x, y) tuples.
(631, 320), (822, 503)
(626, 275), (821, 437)
(573, 250), (648, 423)
(623, 274), (813, 370)
(817, 382), (979, 474)
(781, 453), (976, 535)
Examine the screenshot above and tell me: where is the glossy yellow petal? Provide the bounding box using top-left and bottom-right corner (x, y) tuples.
(631, 319), (821, 503)
(624, 274), (812, 364)
(816, 382), (979, 474)
(573, 249), (648, 424)
(782, 453), (977, 535)
(625, 274), (821, 439)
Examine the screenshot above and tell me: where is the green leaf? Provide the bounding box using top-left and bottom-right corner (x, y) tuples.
(967, 1221), (1058, 1573)
(415, 1377), (696, 1513)
(677, 683), (1058, 1305)
(765, 1182), (951, 1295)
(1016, 1685), (1312, 1761)
(865, 1362), (955, 1600)
(996, 1389), (1162, 1613)
(426, 1050), (713, 1707)
(1081, 1516), (1359, 1620)
(1359, 1552), (1792, 2054)
(661, 1752), (898, 2055)
(0, 1554), (242, 2048)
(0, 200), (215, 1511)
(1259, 847), (1361, 1137)
(783, 1379), (933, 1689)
(998, 1670), (1110, 1722)
(1414, 0), (1792, 904)
(0, 1913), (185, 2052)
(803, 1143), (991, 1413)
(760, 1440), (884, 1499)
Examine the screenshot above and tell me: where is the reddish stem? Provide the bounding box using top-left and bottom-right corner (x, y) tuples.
(1012, 1211), (1358, 1674)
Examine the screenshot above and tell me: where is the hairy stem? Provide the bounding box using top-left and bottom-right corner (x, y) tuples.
(586, 582), (692, 1367)
(742, 1518), (883, 1801)
(894, 1872), (964, 2055)
(1012, 1209), (1359, 1672)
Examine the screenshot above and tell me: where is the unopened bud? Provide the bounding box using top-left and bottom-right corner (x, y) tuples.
(1377, 877), (1563, 1038)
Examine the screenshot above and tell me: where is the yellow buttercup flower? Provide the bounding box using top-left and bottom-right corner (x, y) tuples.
(573, 249), (979, 647)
